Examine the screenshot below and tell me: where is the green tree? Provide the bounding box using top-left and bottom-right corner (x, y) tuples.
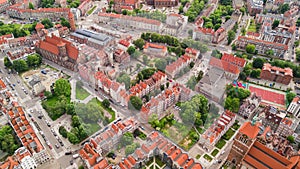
(245, 44), (256, 54)
(29, 2), (34, 9)
(78, 166), (84, 169)
(128, 96), (143, 110)
(26, 54), (42, 68)
(287, 135), (295, 143)
(12, 60), (29, 73)
(286, 92), (296, 105)
(250, 69), (261, 78)
(116, 73), (131, 90)
(227, 30), (235, 45)
(0, 125), (19, 155)
(4, 57), (12, 68)
(41, 18), (54, 29)
(211, 49), (222, 58)
(253, 58), (266, 69)
(59, 126), (68, 138)
(278, 3), (290, 14)
(265, 49), (274, 56)
(66, 103), (75, 115)
(127, 46), (136, 55)
(120, 132), (134, 146)
(72, 115), (81, 127)
(54, 78), (71, 97)
(186, 76), (197, 90)
(133, 39), (145, 50)
(224, 97), (240, 113)
(102, 99), (110, 108)
(155, 59), (167, 71)
(241, 27), (246, 36)
(296, 49), (300, 61)
(60, 18), (70, 28)
(143, 55), (149, 65)
(272, 20), (279, 29)
(179, 5), (183, 14)
(67, 132), (79, 144)
(122, 10), (128, 15)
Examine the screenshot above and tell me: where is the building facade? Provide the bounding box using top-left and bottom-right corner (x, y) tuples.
(260, 63), (293, 85)
(35, 35), (79, 71)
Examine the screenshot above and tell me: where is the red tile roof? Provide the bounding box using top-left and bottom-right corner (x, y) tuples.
(37, 35), (78, 60)
(244, 141), (293, 169)
(144, 42), (167, 52)
(239, 121), (261, 139)
(209, 57), (240, 74)
(221, 53), (246, 67)
(238, 36), (288, 50)
(35, 22), (44, 30)
(93, 158), (109, 169)
(119, 39), (130, 47)
(194, 27), (214, 35)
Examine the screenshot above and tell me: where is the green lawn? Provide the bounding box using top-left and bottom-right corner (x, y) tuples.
(216, 139), (226, 149)
(89, 98), (115, 123)
(222, 128), (236, 140)
(42, 95), (71, 120)
(75, 81), (90, 100)
(211, 149), (219, 157)
(87, 6), (97, 15)
(196, 154), (201, 159)
(248, 19), (257, 32)
(203, 154), (212, 162)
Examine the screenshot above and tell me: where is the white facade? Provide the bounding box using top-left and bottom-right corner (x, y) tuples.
(20, 156), (37, 169)
(287, 98), (300, 118)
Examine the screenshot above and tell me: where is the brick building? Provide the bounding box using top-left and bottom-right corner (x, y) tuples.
(260, 63), (293, 85)
(78, 0), (93, 16)
(112, 0), (139, 13)
(246, 0), (263, 15)
(143, 42), (168, 57)
(226, 121), (300, 168)
(145, 0), (179, 7)
(165, 55), (192, 78)
(236, 36), (288, 58)
(35, 35), (79, 71)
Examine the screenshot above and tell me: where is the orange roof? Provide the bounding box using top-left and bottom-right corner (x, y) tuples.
(0, 156), (19, 169)
(238, 36), (288, 50)
(239, 121), (261, 139)
(176, 153), (188, 166)
(119, 39), (130, 47)
(194, 27), (214, 35)
(209, 57), (240, 74)
(144, 42), (167, 52)
(221, 53), (246, 67)
(93, 158), (109, 169)
(0, 79), (6, 89)
(35, 22), (44, 29)
(244, 141), (293, 169)
(262, 63), (293, 77)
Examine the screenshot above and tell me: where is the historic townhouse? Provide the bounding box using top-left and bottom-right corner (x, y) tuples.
(260, 63), (293, 85)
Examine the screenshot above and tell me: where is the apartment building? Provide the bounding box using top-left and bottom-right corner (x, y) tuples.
(200, 110), (236, 152)
(145, 0), (179, 7)
(185, 47), (200, 59)
(260, 63), (293, 85)
(98, 12), (163, 33)
(259, 105), (287, 131)
(163, 13), (188, 36)
(143, 42), (168, 57)
(35, 35), (79, 71)
(287, 96), (300, 118)
(193, 27), (226, 44)
(221, 53), (247, 68)
(140, 85), (181, 121)
(238, 92), (261, 119)
(77, 0), (93, 16)
(165, 55), (192, 78)
(0, 0), (10, 13)
(236, 36), (288, 58)
(246, 0), (263, 15)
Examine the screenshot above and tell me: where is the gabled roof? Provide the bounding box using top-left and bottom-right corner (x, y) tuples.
(209, 57), (240, 75)
(221, 53), (246, 67)
(239, 121), (261, 139)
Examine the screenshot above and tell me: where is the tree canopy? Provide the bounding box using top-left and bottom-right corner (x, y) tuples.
(116, 73), (131, 90)
(54, 78), (71, 97)
(155, 58), (167, 71)
(41, 19), (54, 29)
(246, 44), (256, 54)
(0, 125), (19, 155)
(253, 58), (266, 69)
(133, 39), (145, 50)
(128, 96), (143, 110)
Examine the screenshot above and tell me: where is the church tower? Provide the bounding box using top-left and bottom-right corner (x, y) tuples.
(68, 11), (76, 32)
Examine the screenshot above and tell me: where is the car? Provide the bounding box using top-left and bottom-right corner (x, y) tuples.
(221, 151), (225, 155)
(28, 113), (32, 117)
(139, 126), (145, 130)
(65, 151), (72, 155)
(60, 142), (64, 147)
(47, 122), (51, 127)
(70, 160), (74, 165)
(51, 128), (55, 133)
(17, 80), (20, 83)
(55, 144), (60, 149)
(218, 159), (222, 163)
(53, 132), (57, 136)
(38, 114), (43, 119)
(48, 144), (53, 149)
(12, 84), (15, 87)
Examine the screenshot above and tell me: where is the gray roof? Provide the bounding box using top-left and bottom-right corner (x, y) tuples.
(71, 29), (113, 46)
